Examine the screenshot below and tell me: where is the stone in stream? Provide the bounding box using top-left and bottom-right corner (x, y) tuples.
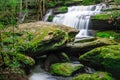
(50, 63), (84, 76)
(44, 52), (70, 71)
(73, 72), (113, 80)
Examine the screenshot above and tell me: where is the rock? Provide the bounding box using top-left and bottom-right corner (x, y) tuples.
(1, 51), (35, 67)
(16, 53), (35, 66)
(79, 44), (120, 79)
(47, 15), (54, 22)
(65, 38), (117, 56)
(44, 54), (60, 71)
(53, 6), (68, 14)
(73, 72), (113, 80)
(44, 52), (70, 71)
(50, 63), (84, 76)
(2, 21), (78, 57)
(91, 7), (120, 30)
(1, 21), (78, 77)
(95, 31), (120, 42)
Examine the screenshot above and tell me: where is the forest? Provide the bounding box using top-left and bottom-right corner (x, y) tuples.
(0, 0), (120, 80)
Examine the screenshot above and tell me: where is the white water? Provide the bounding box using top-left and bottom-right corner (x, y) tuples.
(29, 65), (56, 80)
(52, 4), (102, 38)
(43, 9), (53, 22)
(29, 65), (73, 80)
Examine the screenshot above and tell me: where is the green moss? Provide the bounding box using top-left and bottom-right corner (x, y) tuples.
(45, 1), (56, 8)
(57, 6), (68, 13)
(46, 0), (82, 8)
(81, 0), (102, 5)
(79, 44), (120, 78)
(50, 63), (84, 76)
(16, 53), (35, 66)
(92, 14), (111, 20)
(92, 10), (120, 20)
(64, 0), (82, 5)
(27, 29), (68, 55)
(82, 0), (95, 5)
(96, 31), (120, 39)
(114, 0), (120, 4)
(48, 15), (54, 22)
(73, 72), (113, 80)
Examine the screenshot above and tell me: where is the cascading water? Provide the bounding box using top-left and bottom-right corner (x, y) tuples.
(29, 65), (56, 80)
(31, 4), (103, 80)
(43, 9), (53, 22)
(52, 4), (102, 38)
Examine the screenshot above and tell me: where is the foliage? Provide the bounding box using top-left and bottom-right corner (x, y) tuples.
(57, 6), (68, 13)
(112, 11), (120, 28)
(0, 0), (20, 26)
(82, 0), (103, 5)
(45, 0), (82, 8)
(73, 72), (113, 80)
(45, 1), (56, 8)
(114, 0), (120, 4)
(48, 15), (54, 22)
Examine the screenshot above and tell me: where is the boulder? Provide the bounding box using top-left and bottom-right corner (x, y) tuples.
(53, 6), (68, 14)
(2, 21), (78, 57)
(44, 52), (70, 71)
(79, 44), (120, 79)
(73, 72), (113, 80)
(50, 63), (84, 76)
(65, 38), (117, 56)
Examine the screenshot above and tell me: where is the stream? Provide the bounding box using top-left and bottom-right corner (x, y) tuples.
(30, 4), (103, 80)
(29, 65), (73, 80)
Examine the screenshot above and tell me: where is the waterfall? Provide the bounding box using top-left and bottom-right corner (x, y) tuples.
(43, 9), (53, 22)
(52, 4), (102, 38)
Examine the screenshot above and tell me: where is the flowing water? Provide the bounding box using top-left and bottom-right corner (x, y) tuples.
(52, 4), (102, 38)
(32, 4), (103, 80)
(29, 65), (73, 80)
(43, 9), (53, 22)
(29, 65), (56, 80)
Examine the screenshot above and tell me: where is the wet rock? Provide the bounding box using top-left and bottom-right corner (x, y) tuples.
(50, 63), (84, 76)
(65, 38), (117, 56)
(79, 44), (120, 79)
(44, 52), (70, 71)
(53, 6), (68, 14)
(73, 72), (113, 80)
(2, 21), (78, 58)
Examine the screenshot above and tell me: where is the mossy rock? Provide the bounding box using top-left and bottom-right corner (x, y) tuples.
(50, 63), (84, 76)
(92, 10), (120, 20)
(1, 51), (35, 67)
(73, 72), (113, 80)
(92, 14), (111, 20)
(47, 15), (54, 22)
(54, 6), (68, 14)
(96, 31), (120, 40)
(79, 44), (120, 79)
(66, 37), (117, 56)
(2, 21), (78, 57)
